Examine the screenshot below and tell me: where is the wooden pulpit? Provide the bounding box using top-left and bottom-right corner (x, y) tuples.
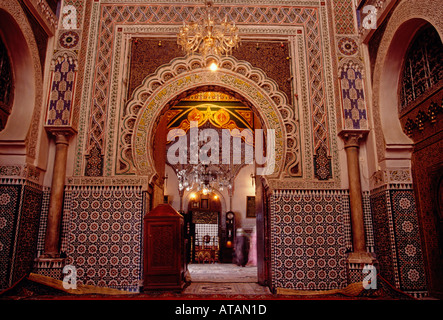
(143, 204), (186, 291)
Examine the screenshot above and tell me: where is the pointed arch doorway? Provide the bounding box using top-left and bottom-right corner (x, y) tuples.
(370, 1), (443, 297)
(159, 89), (269, 286)
(122, 54), (295, 289)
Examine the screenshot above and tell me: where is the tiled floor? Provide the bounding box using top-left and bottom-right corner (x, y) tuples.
(187, 263), (258, 283)
(184, 263), (272, 295)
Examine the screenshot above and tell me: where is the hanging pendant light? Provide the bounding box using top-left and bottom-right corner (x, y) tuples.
(177, 1), (240, 59)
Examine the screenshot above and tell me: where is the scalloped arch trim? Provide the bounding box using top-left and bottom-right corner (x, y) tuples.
(119, 55), (300, 181)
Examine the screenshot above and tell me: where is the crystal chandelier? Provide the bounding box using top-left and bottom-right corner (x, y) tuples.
(176, 163), (233, 195)
(177, 1), (240, 58)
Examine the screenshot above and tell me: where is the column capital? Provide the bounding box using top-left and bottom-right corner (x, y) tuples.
(338, 130), (369, 148)
(45, 127), (77, 141)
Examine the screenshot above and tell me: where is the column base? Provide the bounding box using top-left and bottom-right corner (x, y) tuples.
(347, 251), (378, 264)
(346, 251), (378, 284)
(34, 257), (66, 280)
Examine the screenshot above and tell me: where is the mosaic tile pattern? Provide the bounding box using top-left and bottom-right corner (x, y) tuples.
(11, 185), (43, 284)
(59, 31), (80, 50)
(390, 190), (427, 291)
(370, 187), (427, 293)
(271, 190), (348, 290)
(333, 0), (356, 34)
(0, 185), (21, 289)
(370, 189), (397, 285)
(363, 191), (375, 253)
(0, 184), (42, 288)
(341, 193), (353, 252)
(46, 55), (77, 126)
(65, 187), (143, 292)
(339, 65), (368, 130)
(314, 145), (332, 181)
(337, 37), (359, 56)
(36, 187), (50, 256)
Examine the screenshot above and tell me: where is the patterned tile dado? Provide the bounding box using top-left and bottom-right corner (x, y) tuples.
(333, 0), (356, 35)
(370, 189), (397, 285)
(65, 187), (143, 292)
(36, 187), (50, 256)
(271, 190), (348, 290)
(370, 187), (427, 294)
(0, 184), (42, 289)
(0, 185), (21, 289)
(12, 185), (43, 284)
(390, 190), (427, 292)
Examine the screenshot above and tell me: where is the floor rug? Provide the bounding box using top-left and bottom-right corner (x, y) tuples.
(182, 282), (270, 295)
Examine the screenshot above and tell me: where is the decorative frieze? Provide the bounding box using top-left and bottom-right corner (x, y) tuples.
(22, 0), (57, 36)
(0, 164), (44, 186)
(370, 168), (413, 190)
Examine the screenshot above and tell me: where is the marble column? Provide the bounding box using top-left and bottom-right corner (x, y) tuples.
(42, 130), (73, 258)
(339, 131), (376, 264)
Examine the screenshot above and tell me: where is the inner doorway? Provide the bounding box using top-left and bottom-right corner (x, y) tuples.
(159, 90), (267, 285)
(183, 190), (258, 283)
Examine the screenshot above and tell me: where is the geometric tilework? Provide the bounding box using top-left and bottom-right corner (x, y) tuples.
(36, 187), (50, 256)
(363, 191), (375, 253)
(314, 145), (333, 180)
(60, 189), (73, 255)
(337, 37), (359, 56)
(12, 185), (43, 285)
(339, 65), (368, 130)
(271, 190), (348, 291)
(0, 184), (42, 289)
(333, 0), (356, 35)
(59, 31), (80, 50)
(341, 193), (353, 252)
(370, 189), (397, 286)
(46, 55), (77, 126)
(0, 185), (21, 289)
(390, 190), (427, 292)
(370, 187), (428, 294)
(64, 187), (143, 292)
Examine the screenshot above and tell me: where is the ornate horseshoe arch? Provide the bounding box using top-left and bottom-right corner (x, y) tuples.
(118, 55), (300, 183)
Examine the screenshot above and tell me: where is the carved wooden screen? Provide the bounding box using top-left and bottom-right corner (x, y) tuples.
(400, 26), (443, 112)
(149, 223), (175, 269)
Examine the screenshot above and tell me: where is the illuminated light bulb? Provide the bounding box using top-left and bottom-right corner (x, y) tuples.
(209, 62), (218, 71)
